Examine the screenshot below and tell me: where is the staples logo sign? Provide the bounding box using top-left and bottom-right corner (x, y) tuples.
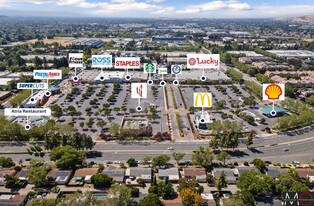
(69, 53), (83, 67)
(92, 55), (112, 68)
(115, 57), (140, 69)
(33, 70), (62, 80)
(187, 54), (220, 69)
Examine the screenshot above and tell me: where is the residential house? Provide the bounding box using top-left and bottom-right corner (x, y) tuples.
(16, 168), (30, 181)
(69, 168), (98, 185)
(235, 167), (256, 176)
(158, 168), (180, 183)
(0, 194), (26, 206)
(212, 168), (237, 184)
(0, 168), (17, 186)
(125, 168), (152, 183)
(295, 168), (314, 184)
(102, 167), (125, 184)
(47, 169), (72, 185)
(183, 167), (207, 183)
(265, 167), (288, 179)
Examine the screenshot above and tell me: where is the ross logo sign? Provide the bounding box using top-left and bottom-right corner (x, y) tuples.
(158, 68), (168, 75)
(33, 70), (62, 80)
(17, 83), (48, 90)
(171, 65), (182, 75)
(115, 57), (140, 69)
(69, 53), (83, 67)
(131, 83), (147, 99)
(283, 192), (314, 206)
(4, 108), (51, 116)
(144, 63), (157, 73)
(92, 55), (112, 68)
(194, 93), (212, 107)
(263, 83), (285, 101)
(187, 54), (220, 69)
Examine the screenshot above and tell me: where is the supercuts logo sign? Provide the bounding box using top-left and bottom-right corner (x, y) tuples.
(187, 54), (220, 69)
(69, 53), (83, 67)
(33, 70), (62, 80)
(92, 55), (112, 68)
(115, 57), (140, 69)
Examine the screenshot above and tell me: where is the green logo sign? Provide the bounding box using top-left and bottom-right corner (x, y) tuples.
(145, 63), (156, 73)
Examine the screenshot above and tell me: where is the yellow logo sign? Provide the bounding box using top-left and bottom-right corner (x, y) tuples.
(194, 93), (212, 107)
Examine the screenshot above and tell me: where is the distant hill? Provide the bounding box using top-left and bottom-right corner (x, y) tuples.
(273, 15), (314, 23)
(0, 15), (7, 18)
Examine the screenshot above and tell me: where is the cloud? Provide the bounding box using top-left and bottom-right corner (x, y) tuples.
(147, 0), (165, 2)
(176, 0), (252, 14)
(151, 6), (174, 14)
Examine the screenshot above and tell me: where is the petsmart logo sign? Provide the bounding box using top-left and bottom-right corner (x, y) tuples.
(92, 55), (112, 68)
(33, 70), (62, 80)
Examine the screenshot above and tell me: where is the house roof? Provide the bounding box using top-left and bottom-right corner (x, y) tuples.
(235, 167), (257, 176)
(159, 168), (179, 177)
(265, 167), (288, 178)
(126, 168), (152, 177)
(212, 168), (237, 183)
(16, 169), (29, 179)
(183, 168), (206, 177)
(0, 168), (16, 178)
(0, 194), (26, 206)
(73, 168), (98, 177)
(47, 169), (72, 181)
(295, 168), (314, 178)
(102, 168), (125, 182)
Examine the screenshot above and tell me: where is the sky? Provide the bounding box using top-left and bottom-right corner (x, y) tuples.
(0, 0), (313, 18)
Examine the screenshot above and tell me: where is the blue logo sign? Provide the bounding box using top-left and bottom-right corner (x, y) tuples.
(92, 55), (112, 68)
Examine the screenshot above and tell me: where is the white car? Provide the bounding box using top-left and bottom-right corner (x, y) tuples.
(114, 161), (121, 164)
(283, 148), (289, 151)
(292, 161), (300, 164)
(167, 147), (174, 150)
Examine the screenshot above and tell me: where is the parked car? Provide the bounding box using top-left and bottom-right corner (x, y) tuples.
(167, 147), (174, 150)
(283, 148), (289, 151)
(292, 161), (300, 164)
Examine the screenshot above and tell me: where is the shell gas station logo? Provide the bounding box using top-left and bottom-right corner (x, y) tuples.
(263, 84), (285, 101)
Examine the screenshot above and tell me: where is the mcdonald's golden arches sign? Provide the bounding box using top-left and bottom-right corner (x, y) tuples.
(194, 92), (212, 108)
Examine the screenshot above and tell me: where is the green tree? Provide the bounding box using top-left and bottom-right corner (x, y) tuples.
(0, 157), (13, 167)
(26, 166), (47, 187)
(177, 178), (202, 194)
(109, 123), (120, 136)
(50, 146), (85, 169)
(4, 175), (22, 188)
(246, 132), (253, 149)
(216, 151), (231, 165)
(57, 191), (101, 206)
(305, 95), (314, 106)
(252, 158), (266, 173)
(216, 171), (228, 193)
(139, 193), (163, 206)
(156, 180), (175, 199)
(236, 170), (275, 197)
(107, 184), (132, 206)
(191, 146), (213, 169)
(127, 158), (138, 167)
(91, 173), (113, 188)
(27, 198), (56, 206)
(143, 156), (152, 167)
(152, 155), (170, 168)
(224, 191), (255, 206)
(172, 152), (185, 165)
